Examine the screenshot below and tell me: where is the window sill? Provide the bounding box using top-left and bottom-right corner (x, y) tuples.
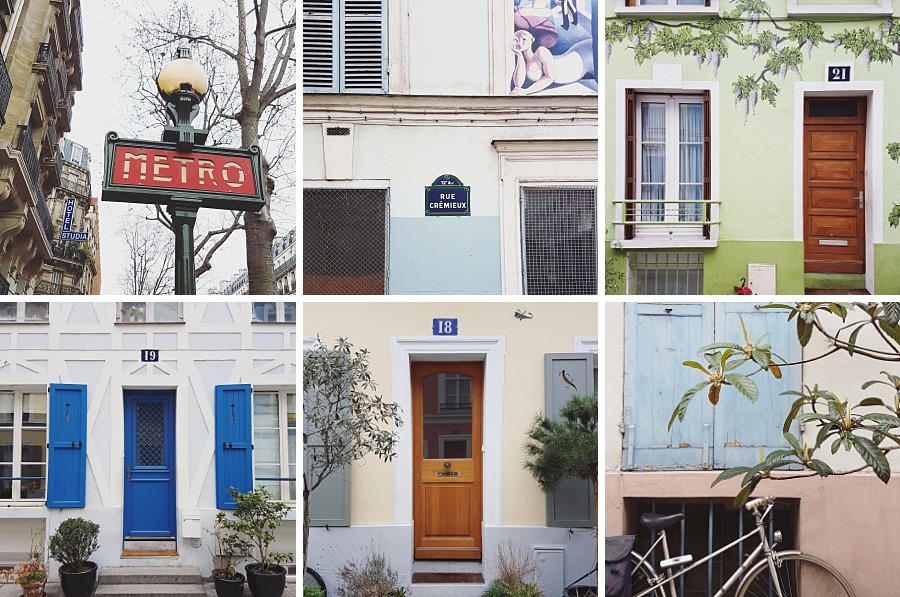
(0, 320), (50, 324)
(613, 238), (717, 249)
(115, 321), (185, 325)
(787, 1), (891, 16)
(614, 5), (719, 17)
(251, 320), (296, 325)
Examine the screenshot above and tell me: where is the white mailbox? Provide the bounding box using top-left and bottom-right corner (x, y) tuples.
(182, 513), (201, 539)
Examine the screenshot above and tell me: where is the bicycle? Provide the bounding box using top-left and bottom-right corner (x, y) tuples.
(628, 496), (854, 597)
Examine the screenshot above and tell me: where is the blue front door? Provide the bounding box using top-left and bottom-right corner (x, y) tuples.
(124, 390), (176, 538)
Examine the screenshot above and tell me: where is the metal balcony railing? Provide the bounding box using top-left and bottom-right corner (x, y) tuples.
(33, 280), (83, 295)
(60, 176), (89, 197)
(71, 5), (83, 54)
(35, 43), (60, 107)
(274, 254), (296, 278)
(0, 48), (10, 126)
(611, 199), (721, 240)
(59, 0), (71, 46)
(17, 125), (54, 244)
(0, 273), (8, 295)
(51, 242), (89, 264)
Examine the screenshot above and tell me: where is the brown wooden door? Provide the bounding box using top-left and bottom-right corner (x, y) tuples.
(412, 362), (483, 560)
(803, 97), (867, 274)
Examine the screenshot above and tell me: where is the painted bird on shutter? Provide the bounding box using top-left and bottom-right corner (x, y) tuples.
(559, 370), (578, 392)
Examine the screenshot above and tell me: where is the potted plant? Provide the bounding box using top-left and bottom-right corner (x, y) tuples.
(211, 515), (245, 597)
(219, 487), (291, 597)
(48, 517), (100, 597)
(1, 530), (48, 597)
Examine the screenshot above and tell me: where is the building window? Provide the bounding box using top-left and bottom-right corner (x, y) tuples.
(628, 251), (703, 295)
(0, 303), (49, 323)
(0, 390), (48, 501)
(521, 186), (597, 295)
(626, 0), (709, 5)
(303, 188), (388, 295)
(253, 389), (296, 502)
(625, 92), (710, 241)
(116, 302), (182, 323)
(252, 302), (296, 323)
(303, 0), (387, 93)
(617, 0), (717, 12)
(437, 374), (472, 413)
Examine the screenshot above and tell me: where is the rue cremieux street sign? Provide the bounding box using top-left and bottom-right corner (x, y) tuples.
(101, 132), (266, 212)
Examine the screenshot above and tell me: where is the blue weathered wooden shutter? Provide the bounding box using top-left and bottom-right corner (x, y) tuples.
(47, 383), (87, 508)
(302, 0), (338, 92)
(215, 384), (253, 509)
(342, 0), (387, 93)
(544, 353), (595, 528)
(714, 303), (802, 468)
(623, 303), (714, 470)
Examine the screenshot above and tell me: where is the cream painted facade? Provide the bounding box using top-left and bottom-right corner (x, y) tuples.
(605, 302), (900, 595)
(304, 301), (598, 597)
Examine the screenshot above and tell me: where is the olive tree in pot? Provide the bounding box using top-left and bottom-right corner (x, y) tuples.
(211, 515), (245, 597)
(219, 487), (291, 597)
(48, 518), (100, 597)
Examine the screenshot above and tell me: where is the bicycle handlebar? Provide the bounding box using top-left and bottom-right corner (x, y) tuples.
(745, 496), (774, 511)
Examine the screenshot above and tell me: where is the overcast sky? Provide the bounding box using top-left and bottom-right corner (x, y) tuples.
(66, 0), (296, 295)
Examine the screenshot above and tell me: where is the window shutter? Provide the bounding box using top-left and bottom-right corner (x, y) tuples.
(623, 303), (714, 470)
(342, 0), (387, 92)
(543, 353), (595, 528)
(47, 383), (87, 508)
(714, 304), (801, 468)
(303, 0), (338, 92)
(307, 453), (351, 527)
(215, 384), (253, 509)
(625, 88), (636, 240)
(703, 90), (711, 239)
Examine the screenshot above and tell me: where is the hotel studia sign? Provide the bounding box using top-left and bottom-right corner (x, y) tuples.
(102, 132), (266, 212)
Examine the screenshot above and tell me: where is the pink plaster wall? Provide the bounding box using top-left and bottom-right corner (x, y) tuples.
(606, 471), (896, 595)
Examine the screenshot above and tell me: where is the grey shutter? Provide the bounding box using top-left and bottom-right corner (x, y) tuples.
(306, 449), (350, 527)
(544, 353), (596, 528)
(342, 0), (387, 92)
(303, 0), (338, 92)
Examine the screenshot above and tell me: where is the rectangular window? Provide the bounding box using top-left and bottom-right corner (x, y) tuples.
(253, 389), (296, 502)
(628, 252), (703, 295)
(521, 186), (597, 295)
(252, 302), (296, 323)
(0, 303), (49, 323)
(303, 0), (387, 93)
(0, 390), (48, 502)
(303, 188), (388, 295)
(116, 302), (182, 323)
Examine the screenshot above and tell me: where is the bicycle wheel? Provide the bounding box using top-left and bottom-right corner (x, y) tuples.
(630, 552), (666, 597)
(736, 552), (854, 597)
(304, 567), (327, 594)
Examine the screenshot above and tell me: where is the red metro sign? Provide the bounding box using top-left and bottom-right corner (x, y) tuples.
(102, 132), (265, 211)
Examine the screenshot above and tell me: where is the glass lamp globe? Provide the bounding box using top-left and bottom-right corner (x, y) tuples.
(156, 55), (209, 101)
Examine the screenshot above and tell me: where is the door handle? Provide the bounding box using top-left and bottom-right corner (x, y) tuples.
(859, 191), (864, 209)
(126, 466), (132, 480)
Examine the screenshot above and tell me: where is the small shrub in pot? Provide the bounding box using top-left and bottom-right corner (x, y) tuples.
(49, 518), (99, 597)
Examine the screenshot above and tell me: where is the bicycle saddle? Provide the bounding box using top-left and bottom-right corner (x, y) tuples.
(640, 512), (685, 531)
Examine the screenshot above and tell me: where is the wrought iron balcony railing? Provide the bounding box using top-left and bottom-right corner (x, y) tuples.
(71, 5), (83, 54)
(60, 176), (90, 197)
(17, 125), (54, 244)
(611, 199), (721, 243)
(59, 0), (71, 46)
(0, 47), (11, 126)
(33, 280), (83, 295)
(35, 43), (60, 107)
(51, 242), (89, 264)
(274, 254), (296, 278)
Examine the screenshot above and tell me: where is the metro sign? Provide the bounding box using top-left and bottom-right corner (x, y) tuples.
(102, 132), (265, 211)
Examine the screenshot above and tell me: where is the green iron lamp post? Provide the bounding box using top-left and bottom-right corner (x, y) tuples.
(155, 47), (208, 295)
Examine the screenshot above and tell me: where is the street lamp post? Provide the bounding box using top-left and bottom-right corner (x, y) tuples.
(155, 47), (208, 295)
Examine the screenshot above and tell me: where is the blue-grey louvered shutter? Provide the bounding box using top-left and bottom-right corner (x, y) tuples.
(342, 0), (387, 93)
(544, 353), (595, 528)
(714, 303), (802, 468)
(306, 452), (350, 527)
(215, 384), (253, 509)
(623, 303), (714, 470)
(303, 0), (338, 92)
(47, 384), (87, 508)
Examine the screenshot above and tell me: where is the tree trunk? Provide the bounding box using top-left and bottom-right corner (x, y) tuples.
(239, 115), (277, 295)
(302, 488), (311, 579)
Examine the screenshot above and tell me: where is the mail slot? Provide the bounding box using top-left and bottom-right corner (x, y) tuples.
(819, 239), (849, 246)
(435, 471), (460, 477)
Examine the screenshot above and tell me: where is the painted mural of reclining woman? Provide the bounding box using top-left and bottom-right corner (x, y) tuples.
(509, 13), (594, 95)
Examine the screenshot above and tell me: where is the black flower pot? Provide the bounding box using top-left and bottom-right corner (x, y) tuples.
(213, 572), (245, 597)
(245, 563), (286, 597)
(59, 561), (98, 597)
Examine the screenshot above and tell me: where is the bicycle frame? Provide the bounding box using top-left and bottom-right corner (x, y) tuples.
(633, 503), (784, 597)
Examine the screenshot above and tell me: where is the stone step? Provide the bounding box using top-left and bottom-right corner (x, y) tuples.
(99, 566), (202, 585)
(407, 584), (487, 597)
(94, 584), (207, 597)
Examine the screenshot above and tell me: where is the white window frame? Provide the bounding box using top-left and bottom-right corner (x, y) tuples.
(438, 434), (472, 459)
(0, 388), (48, 504)
(436, 373), (472, 414)
(634, 93), (706, 240)
(0, 303), (49, 323)
(614, 0), (719, 15)
(787, 0), (891, 16)
(252, 387), (296, 504)
(252, 302), (296, 323)
(494, 140), (597, 294)
(115, 302), (183, 324)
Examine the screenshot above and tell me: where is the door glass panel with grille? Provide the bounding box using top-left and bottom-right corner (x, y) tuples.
(303, 188), (388, 295)
(520, 186), (597, 295)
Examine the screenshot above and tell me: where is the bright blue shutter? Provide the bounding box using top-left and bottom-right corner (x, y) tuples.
(544, 353), (595, 528)
(714, 304), (802, 468)
(303, 0), (338, 92)
(47, 384), (87, 508)
(623, 303), (714, 470)
(215, 384), (253, 509)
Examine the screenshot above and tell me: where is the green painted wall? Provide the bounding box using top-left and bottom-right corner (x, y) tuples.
(875, 244), (900, 294)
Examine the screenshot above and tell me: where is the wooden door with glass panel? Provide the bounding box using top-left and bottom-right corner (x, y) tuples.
(412, 362), (483, 560)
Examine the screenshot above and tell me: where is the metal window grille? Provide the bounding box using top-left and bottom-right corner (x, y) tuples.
(628, 498), (797, 597)
(303, 188), (388, 295)
(629, 251), (703, 295)
(520, 186), (597, 295)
